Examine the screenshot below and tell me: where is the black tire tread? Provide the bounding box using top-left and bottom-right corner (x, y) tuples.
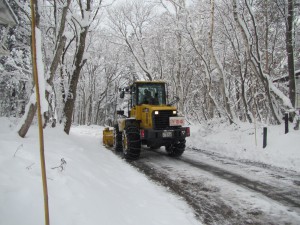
(113, 124), (123, 152)
(123, 125), (141, 160)
(166, 139), (186, 157)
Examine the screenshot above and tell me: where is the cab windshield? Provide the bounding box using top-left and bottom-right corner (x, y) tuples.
(137, 83), (166, 105)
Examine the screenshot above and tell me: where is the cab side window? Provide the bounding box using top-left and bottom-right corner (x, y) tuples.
(131, 86), (137, 106)
(138, 87), (145, 105)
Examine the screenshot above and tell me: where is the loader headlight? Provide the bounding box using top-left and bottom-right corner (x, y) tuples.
(154, 111), (159, 115)
(173, 111), (177, 115)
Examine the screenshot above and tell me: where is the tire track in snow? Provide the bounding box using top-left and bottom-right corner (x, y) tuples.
(127, 147), (300, 225)
(178, 156), (300, 209)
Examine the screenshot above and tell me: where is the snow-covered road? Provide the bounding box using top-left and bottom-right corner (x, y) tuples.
(128, 147), (300, 225)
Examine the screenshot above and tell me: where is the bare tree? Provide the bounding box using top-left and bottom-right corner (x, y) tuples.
(45, 0), (72, 126)
(18, 0), (71, 137)
(217, 3), (253, 123)
(208, 0), (234, 123)
(232, 0), (293, 124)
(286, 0), (296, 108)
(107, 1), (154, 81)
(63, 0), (102, 134)
(18, 0), (41, 138)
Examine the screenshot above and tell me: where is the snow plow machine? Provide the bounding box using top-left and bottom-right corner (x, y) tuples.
(102, 81), (190, 160)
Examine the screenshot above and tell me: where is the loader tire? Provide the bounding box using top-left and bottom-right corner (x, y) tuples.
(113, 124), (123, 152)
(122, 125), (141, 160)
(165, 139), (186, 157)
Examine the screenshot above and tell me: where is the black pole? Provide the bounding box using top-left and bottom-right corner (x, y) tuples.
(285, 113), (289, 134)
(263, 127), (267, 148)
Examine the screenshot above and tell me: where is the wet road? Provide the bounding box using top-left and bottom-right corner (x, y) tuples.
(125, 147), (300, 225)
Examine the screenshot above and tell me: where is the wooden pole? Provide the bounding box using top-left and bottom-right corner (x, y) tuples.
(30, 1), (50, 225)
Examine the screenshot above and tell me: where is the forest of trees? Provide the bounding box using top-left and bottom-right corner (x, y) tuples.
(0, 0), (299, 136)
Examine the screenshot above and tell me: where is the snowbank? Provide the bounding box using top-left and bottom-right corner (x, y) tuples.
(0, 118), (199, 225)
(188, 119), (300, 172)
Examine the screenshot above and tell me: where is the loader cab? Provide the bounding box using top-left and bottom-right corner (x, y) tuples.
(131, 82), (167, 107)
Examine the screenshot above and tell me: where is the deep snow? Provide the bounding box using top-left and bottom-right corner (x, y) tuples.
(188, 119), (300, 173)
(0, 117), (299, 225)
(0, 118), (199, 225)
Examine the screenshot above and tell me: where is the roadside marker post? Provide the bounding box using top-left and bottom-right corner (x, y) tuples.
(263, 127), (267, 149)
(285, 113), (289, 134)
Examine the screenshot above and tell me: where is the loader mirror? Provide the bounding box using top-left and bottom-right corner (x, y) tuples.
(120, 91), (125, 98)
(117, 110), (124, 115)
(168, 96), (180, 106)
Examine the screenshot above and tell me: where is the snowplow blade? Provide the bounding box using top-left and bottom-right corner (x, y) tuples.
(103, 127), (114, 147)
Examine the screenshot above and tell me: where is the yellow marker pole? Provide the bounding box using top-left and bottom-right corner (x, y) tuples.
(30, 0), (50, 225)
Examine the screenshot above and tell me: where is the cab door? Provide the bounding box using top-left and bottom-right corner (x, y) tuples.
(130, 84), (137, 118)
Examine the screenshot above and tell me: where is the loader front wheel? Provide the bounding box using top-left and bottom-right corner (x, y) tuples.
(122, 125), (141, 160)
(165, 139), (186, 157)
(113, 124), (123, 152)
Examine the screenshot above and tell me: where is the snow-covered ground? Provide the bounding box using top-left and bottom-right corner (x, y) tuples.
(189, 119), (300, 173)
(0, 118), (198, 225)
(0, 117), (299, 225)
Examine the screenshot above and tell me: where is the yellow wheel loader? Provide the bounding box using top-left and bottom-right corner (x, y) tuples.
(102, 81), (190, 160)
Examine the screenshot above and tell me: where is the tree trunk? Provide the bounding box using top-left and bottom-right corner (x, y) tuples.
(209, 0), (234, 123)
(18, 102), (37, 137)
(17, 1), (40, 138)
(286, 0), (295, 107)
(240, 69), (252, 123)
(175, 30), (184, 113)
(44, 0), (71, 126)
(63, 28), (88, 134)
(87, 95), (92, 126)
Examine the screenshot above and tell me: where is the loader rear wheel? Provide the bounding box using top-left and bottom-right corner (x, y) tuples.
(122, 125), (141, 160)
(165, 139), (186, 157)
(113, 125), (123, 152)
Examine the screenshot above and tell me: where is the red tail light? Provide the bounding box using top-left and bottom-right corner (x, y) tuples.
(186, 127), (190, 137)
(140, 129), (145, 139)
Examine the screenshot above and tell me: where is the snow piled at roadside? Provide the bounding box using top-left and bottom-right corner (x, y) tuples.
(0, 117), (199, 225)
(188, 119), (300, 172)
(1, 116), (299, 225)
